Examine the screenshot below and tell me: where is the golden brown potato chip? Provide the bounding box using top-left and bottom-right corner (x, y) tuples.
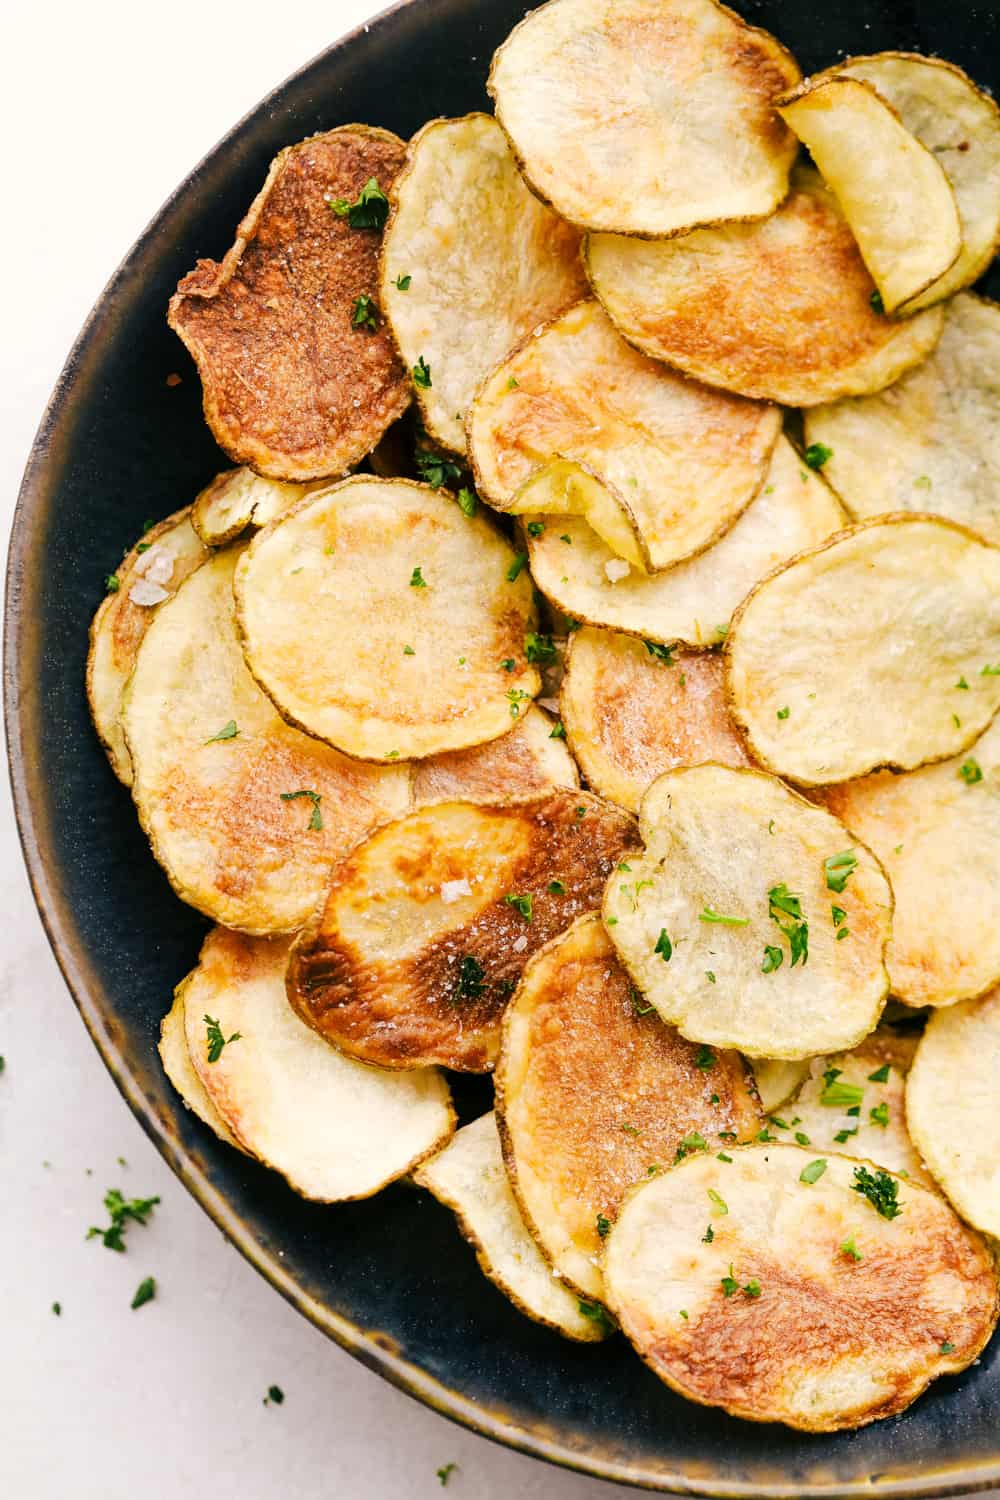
(526, 436), (844, 647)
(827, 53), (1000, 311)
(183, 928), (455, 1201)
(726, 516), (1000, 787)
(805, 295), (1000, 541)
(411, 706), (577, 805)
(604, 1144), (998, 1431)
(287, 789), (637, 1072)
(124, 546), (411, 935)
(819, 715), (1000, 1010)
(488, 0), (799, 238)
(413, 1112), (609, 1341)
(235, 478), (541, 762)
(585, 168), (945, 406)
(87, 509), (208, 785)
(603, 766), (893, 1059)
(560, 628), (751, 812)
(776, 76), (960, 315)
(497, 914), (762, 1299)
(380, 114), (586, 455)
(159, 987), (246, 1151)
(468, 300), (780, 574)
(168, 127), (410, 481)
(190, 467), (325, 547)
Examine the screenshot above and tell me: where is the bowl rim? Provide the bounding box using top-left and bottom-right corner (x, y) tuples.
(5, 2), (1000, 1494)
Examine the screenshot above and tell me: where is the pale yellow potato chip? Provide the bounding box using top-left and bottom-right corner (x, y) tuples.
(411, 706), (578, 805)
(235, 477), (540, 762)
(586, 168), (945, 406)
(191, 467), (325, 547)
(603, 766), (892, 1059)
(380, 114), (586, 455)
(508, 462), (648, 572)
(752, 1059), (810, 1115)
(604, 1145), (998, 1431)
(489, 0), (800, 237)
(159, 987), (246, 1151)
(468, 300), (780, 573)
(726, 516), (1000, 786)
(776, 76), (960, 314)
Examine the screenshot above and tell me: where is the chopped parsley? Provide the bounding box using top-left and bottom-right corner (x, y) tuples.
(436, 1463), (457, 1487)
(392, 273), (411, 290)
(506, 552), (527, 582)
(500, 658), (515, 672)
(940, 1341), (955, 1355)
(804, 443), (832, 471)
(799, 1158), (827, 1185)
(549, 721), (567, 740)
(643, 641), (676, 665)
(524, 631), (556, 663)
(721, 1266), (739, 1297)
(455, 956), (486, 1002)
(205, 720), (238, 743)
(504, 892), (533, 922)
(506, 688), (530, 718)
(870, 289), (885, 314)
(702, 1224), (715, 1244)
(957, 676), (970, 690)
(794, 1131), (811, 1146)
(699, 907), (749, 927)
(868, 1064), (891, 1083)
(695, 1045), (716, 1071)
(654, 929), (673, 962)
(548, 880), (566, 895)
(831, 905), (847, 929)
(707, 1188), (728, 1215)
(675, 1132), (707, 1162)
(204, 1014), (242, 1064)
(456, 486), (477, 517)
(507, 375), (519, 390)
(768, 884), (808, 967)
(280, 788), (323, 830)
(819, 1078), (864, 1108)
(631, 989), (655, 1017)
(87, 1189), (160, 1252)
(415, 451), (461, 489)
(577, 1299), (616, 1334)
(329, 177), (389, 229)
(409, 566), (428, 589)
(869, 1102), (890, 1127)
(744, 1279), (762, 1299)
(265, 1385), (285, 1405)
(526, 521), (545, 538)
(823, 850), (858, 894)
(761, 945), (783, 974)
(679, 1309), (689, 1320)
(621, 1122), (641, 1137)
(840, 1235), (863, 1262)
(717, 1151), (733, 1163)
(52, 1302), (61, 1315)
(852, 1164), (903, 1220)
(982, 663), (1000, 676)
(351, 294), (378, 331)
(131, 1276), (156, 1310)
(105, 573), (121, 593)
(706, 971), (717, 984)
(959, 758), (983, 785)
(412, 356), (432, 389)
(403, 645), (415, 656)
(596, 1212), (611, 1239)
(776, 706), (790, 720)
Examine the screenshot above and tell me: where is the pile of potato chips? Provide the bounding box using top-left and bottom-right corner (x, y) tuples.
(88, 0), (1000, 1434)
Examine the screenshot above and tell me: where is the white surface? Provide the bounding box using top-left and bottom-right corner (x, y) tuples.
(1, 3), (624, 1496)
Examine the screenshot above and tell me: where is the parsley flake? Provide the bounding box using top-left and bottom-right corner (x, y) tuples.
(204, 1014), (241, 1064)
(456, 486), (477, 517)
(504, 892), (533, 922)
(804, 443), (832, 470)
(524, 631), (556, 663)
(707, 1188), (728, 1215)
(675, 1132), (707, 1162)
(699, 907), (749, 927)
(455, 956), (486, 1002)
(351, 294), (378, 331)
(768, 884), (808, 967)
(105, 573), (121, 593)
(941, 1341), (955, 1354)
(840, 1235), (863, 1262)
(280, 788), (323, 830)
(777, 706), (790, 720)
(506, 552), (527, 582)
(596, 1213), (611, 1239)
(721, 1266), (740, 1297)
(869, 1102), (890, 1127)
(205, 720), (238, 744)
(631, 989), (655, 1017)
(852, 1165), (903, 1220)
(761, 945), (783, 974)
(87, 1189), (160, 1252)
(868, 1064), (891, 1083)
(702, 1224), (715, 1244)
(695, 1045), (716, 1071)
(824, 850), (858, 893)
(415, 451), (461, 489)
(393, 274), (412, 291)
(548, 880), (565, 895)
(436, 1462), (457, 1487)
(549, 721), (567, 740)
(410, 566), (428, 589)
(654, 929), (673, 962)
(577, 1299), (616, 1333)
(506, 688), (530, 718)
(329, 177), (389, 229)
(412, 356), (432, 389)
(644, 641), (676, 665)
(800, 1158), (827, 1185)
(959, 758), (983, 785)
(526, 520), (545, 538)
(820, 1078), (864, 1108)
(870, 289), (885, 314)
(131, 1276), (156, 1310)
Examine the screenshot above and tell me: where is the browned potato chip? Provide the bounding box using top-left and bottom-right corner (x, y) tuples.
(497, 914), (762, 1299)
(488, 0), (800, 238)
(168, 127), (411, 481)
(561, 628), (751, 812)
(586, 168), (945, 406)
(287, 789), (637, 1072)
(468, 300), (780, 574)
(411, 706), (578, 805)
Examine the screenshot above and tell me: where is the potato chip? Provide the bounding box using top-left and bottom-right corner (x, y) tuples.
(766, 1032), (929, 1185)
(804, 295), (1000, 542)
(168, 127), (410, 480)
(776, 77), (960, 315)
(908, 988), (1000, 1236)
(586, 168), (945, 406)
(380, 114), (586, 455)
(183, 928), (454, 1201)
(604, 1144), (998, 1431)
(527, 436), (844, 647)
(468, 300), (780, 574)
(191, 467), (324, 547)
(830, 53), (1000, 311)
(411, 706), (577, 805)
(727, 516), (1000, 787)
(752, 1059), (809, 1115)
(507, 462), (649, 572)
(235, 478), (541, 762)
(560, 627), (750, 812)
(488, 0), (800, 237)
(124, 547), (410, 935)
(603, 766), (892, 1059)
(413, 1112), (608, 1341)
(497, 915), (762, 1299)
(159, 988), (246, 1151)
(819, 716), (1000, 1009)
(287, 789), (637, 1072)
(87, 509), (208, 785)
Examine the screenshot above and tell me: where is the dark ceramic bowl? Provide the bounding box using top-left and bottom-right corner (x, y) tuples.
(8, 0), (1000, 1492)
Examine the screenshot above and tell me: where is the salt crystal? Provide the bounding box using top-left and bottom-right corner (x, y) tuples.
(135, 543), (176, 585)
(513, 934), (528, 953)
(604, 558), (630, 583)
(441, 878), (472, 904)
(129, 579), (170, 607)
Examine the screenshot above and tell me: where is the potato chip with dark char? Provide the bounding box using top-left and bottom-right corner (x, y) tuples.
(168, 126), (411, 481)
(288, 789), (638, 1072)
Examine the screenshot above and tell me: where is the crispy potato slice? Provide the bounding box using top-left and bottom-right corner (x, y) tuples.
(168, 127), (410, 481)
(819, 717), (1000, 1009)
(831, 53), (1000, 311)
(183, 928), (454, 1200)
(766, 1032), (930, 1186)
(908, 989), (1000, 1236)
(586, 168), (945, 406)
(380, 114), (586, 455)
(603, 766), (892, 1059)
(752, 1059), (810, 1115)
(727, 516), (1000, 787)
(159, 988), (246, 1151)
(413, 1112), (608, 1341)
(488, 0), (799, 238)
(287, 789), (637, 1072)
(411, 706), (577, 805)
(235, 478), (540, 762)
(527, 436), (844, 647)
(604, 1144), (998, 1432)
(497, 915), (762, 1299)
(124, 547), (410, 935)
(509, 462), (648, 571)
(87, 509), (209, 785)
(560, 628), (750, 812)
(776, 77), (960, 315)
(468, 300), (780, 574)
(191, 467), (325, 547)
(805, 295), (1000, 541)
